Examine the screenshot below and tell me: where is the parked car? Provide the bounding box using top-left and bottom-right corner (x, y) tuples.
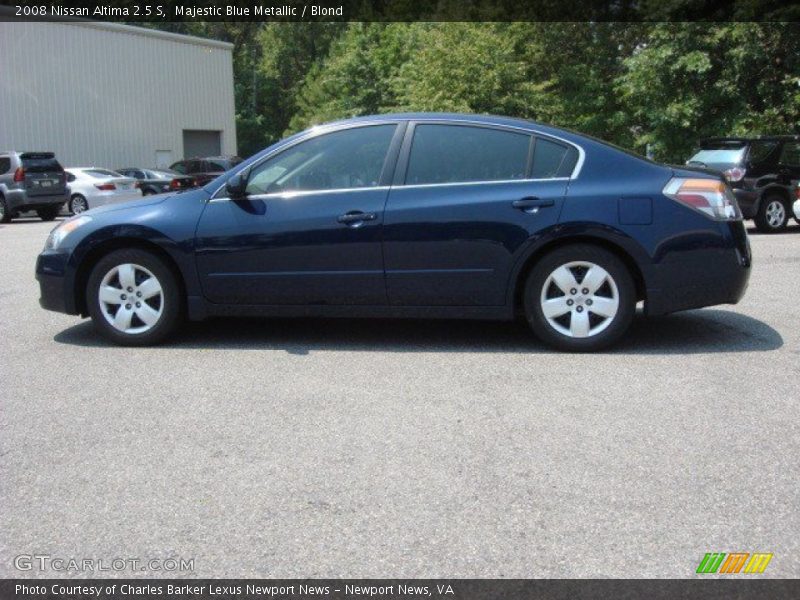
(0, 151), (69, 222)
(794, 186), (800, 223)
(686, 136), (800, 232)
(65, 168), (142, 214)
(169, 156), (242, 187)
(116, 168), (195, 195)
(36, 113), (751, 351)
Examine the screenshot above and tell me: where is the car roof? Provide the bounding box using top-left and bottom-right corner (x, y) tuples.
(700, 135), (800, 145)
(320, 112), (583, 142)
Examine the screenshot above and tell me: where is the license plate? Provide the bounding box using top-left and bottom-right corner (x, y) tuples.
(120, 183), (130, 190)
(40, 180), (52, 187)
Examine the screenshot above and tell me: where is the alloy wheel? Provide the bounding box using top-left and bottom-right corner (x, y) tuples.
(765, 200), (786, 229)
(71, 196), (88, 214)
(98, 263), (164, 334)
(539, 261), (620, 338)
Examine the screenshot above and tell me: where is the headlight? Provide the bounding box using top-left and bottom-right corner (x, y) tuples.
(44, 216), (92, 250)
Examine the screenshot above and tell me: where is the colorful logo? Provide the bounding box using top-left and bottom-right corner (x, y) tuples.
(696, 552), (773, 574)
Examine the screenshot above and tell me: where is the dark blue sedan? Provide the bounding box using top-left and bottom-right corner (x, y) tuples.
(36, 113), (751, 351)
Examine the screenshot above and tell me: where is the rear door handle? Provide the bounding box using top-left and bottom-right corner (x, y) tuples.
(337, 211), (377, 226)
(512, 197), (555, 212)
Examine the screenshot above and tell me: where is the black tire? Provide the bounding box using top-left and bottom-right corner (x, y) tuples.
(87, 248), (182, 346)
(36, 205), (61, 221)
(754, 194), (789, 233)
(0, 195), (11, 223)
(523, 244), (636, 352)
(70, 194), (88, 214)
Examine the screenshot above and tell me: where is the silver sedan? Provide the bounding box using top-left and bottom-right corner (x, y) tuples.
(65, 168), (142, 214)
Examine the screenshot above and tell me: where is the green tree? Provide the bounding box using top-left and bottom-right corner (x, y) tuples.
(618, 23), (800, 162)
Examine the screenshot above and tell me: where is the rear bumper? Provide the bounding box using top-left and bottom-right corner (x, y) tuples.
(36, 250), (78, 315)
(733, 188), (759, 218)
(645, 221), (751, 316)
(6, 188), (69, 212)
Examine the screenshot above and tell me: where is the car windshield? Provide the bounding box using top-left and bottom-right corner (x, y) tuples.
(688, 147), (746, 169)
(148, 170), (176, 178)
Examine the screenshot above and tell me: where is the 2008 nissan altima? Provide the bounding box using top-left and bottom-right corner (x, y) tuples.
(36, 113), (751, 351)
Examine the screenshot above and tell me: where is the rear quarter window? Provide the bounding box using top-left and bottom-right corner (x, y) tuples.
(532, 138), (577, 178)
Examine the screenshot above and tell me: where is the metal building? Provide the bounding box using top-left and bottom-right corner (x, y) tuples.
(0, 20), (237, 170)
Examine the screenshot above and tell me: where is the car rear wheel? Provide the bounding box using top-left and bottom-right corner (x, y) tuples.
(754, 195), (789, 233)
(36, 206), (61, 221)
(87, 249), (182, 346)
(524, 244), (636, 352)
(70, 194), (88, 214)
(0, 195), (11, 223)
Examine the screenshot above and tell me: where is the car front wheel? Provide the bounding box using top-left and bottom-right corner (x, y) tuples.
(754, 195), (789, 233)
(524, 244), (636, 352)
(87, 249), (182, 345)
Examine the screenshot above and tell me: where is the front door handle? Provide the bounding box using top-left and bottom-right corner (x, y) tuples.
(337, 211), (377, 226)
(512, 196), (555, 211)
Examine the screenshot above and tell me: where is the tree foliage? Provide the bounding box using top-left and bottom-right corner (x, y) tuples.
(151, 22), (800, 162)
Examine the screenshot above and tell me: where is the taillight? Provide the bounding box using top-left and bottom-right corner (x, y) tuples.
(723, 167), (745, 182)
(663, 177), (742, 221)
(13, 167), (24, 182)
(169, 178), (180, 190)
(95, 183), (116, 191)
(796, 186), (800, 201)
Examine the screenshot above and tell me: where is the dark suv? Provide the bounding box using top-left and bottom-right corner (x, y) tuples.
(169, 156), (242, 187)
(687, 136), (800, 232)
(0, 152), (69, 222)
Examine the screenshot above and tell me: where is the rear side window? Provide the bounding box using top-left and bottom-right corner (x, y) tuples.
(171, 162), (187, 174)
(779, 142), (800, 167)
(85, 169), (120, 178)
(749, 141), (778, 163)
(405, 124), (530, 185)
(531, 138), (576, 178)
(206, 161), (229, 172)
(0, 157), (10, 173)
(21, 155), (63, 173)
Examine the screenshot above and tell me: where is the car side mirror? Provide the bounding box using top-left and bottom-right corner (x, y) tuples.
(226, 171), (248, 199)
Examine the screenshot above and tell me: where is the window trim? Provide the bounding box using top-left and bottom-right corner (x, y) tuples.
(212, 118), (584, 201)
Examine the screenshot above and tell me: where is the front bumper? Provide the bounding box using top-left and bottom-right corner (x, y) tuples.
(36, 250), (78, 315)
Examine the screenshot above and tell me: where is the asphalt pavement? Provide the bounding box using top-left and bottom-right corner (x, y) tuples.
(1, 218), (798, 578)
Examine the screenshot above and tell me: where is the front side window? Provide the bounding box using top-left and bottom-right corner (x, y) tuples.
(245, 124), (396, 195)
(405, 124), (530, 185)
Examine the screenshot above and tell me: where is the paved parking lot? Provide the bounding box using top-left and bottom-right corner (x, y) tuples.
(1, 218), (798, 578)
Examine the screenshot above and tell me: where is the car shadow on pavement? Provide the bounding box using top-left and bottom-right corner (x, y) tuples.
(54, 308), (782, 355)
